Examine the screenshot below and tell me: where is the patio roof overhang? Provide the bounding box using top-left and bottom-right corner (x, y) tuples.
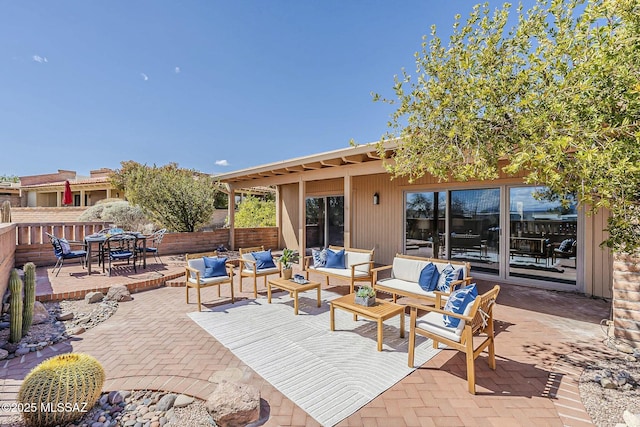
(214, 140), (398, 189)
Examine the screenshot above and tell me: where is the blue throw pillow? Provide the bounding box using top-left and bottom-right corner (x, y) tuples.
(418, 263), (436, 291)
(436, 264), (463, 293)
(325, 248), (346, 269)
(312, 249), (327, 268)
(251, 250), (276, 270)
(203, 256), (227, 278)
(429, 267), (441, 291)
(443, 284), (478, 328)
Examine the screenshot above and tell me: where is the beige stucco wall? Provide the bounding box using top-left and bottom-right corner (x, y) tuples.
(0, 223), (16, 301)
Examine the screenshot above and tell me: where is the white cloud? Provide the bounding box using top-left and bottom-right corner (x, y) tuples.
(140, 72), (149, 81)
(32, 55), (48, 63)
(174, 66), (181, 74)
(215, 160), (229, 166)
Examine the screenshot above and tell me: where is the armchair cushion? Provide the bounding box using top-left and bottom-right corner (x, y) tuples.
(251, 250), (276, 269)
(312, 249), (327, 268)
(443, 284), (478, 328)
(325, 248), (346, 269)
(59, 239), (71, 255)
(203, 256), (228, 278)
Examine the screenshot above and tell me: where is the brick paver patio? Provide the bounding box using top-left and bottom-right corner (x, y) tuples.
(0, 258), (613, 426)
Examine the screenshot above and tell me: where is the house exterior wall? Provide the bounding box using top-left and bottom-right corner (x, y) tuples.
(280, 183), (300, 251)
(221, 151), (613, 299)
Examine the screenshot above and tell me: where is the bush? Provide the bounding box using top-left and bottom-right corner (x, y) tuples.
(79, 200), (153, 233)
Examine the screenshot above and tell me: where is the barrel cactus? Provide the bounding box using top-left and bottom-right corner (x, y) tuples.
(9, 269), (23, 344)
(22, 262), (36, 337)
(18, 353), (105, 427)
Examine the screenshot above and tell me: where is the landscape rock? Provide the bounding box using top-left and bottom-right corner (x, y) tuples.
(206, 380), (260, 427)
(68, 326), (86, 335)
(616, 342), (635, 355)
(32, 301), (50, 324)
(173, 394), (194, 408)
(156, 394), (177, 412)
(106, 285), (133, 302)
(108, 390), (125, 405)
(15, 347), (30, 356)
(56, 312), (74, 321)
(601, 377), (617, 389)
(85, 292), (104, 304)
(624, 410), (640, 427)
(0, 349), (8, 360)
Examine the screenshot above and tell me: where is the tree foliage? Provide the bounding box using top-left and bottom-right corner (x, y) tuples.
(375, 0), (640, 253)
(111, 161), (222, 232)
(234, 196), (276, 228)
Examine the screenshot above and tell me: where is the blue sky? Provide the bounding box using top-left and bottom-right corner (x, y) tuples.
(0, 1), (537, 177)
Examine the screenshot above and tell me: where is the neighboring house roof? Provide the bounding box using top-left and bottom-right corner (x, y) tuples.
(20, 176), (113, 191)
(215, 140), (398, 185)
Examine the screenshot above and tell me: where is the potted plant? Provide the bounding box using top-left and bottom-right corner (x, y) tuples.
(279, 248), (299, 280)
(355, 286), (376, 306)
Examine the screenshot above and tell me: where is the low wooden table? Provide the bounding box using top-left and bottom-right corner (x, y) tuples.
(329, 293), (405, 351)
(267, 277), (322, 315)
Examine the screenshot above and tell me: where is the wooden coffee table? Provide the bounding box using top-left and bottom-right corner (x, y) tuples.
(329, 293), (405, 351)
(267, 277), (322, 315)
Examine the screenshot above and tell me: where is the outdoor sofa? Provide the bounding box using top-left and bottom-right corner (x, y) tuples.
(373, 254), (471, 304)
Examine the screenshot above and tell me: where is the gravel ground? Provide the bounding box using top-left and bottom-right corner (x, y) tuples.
(579, 353), (640, 427)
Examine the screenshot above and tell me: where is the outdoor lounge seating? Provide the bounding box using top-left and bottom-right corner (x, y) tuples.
(303, 246), (375, 294)
(185, 251), (235, 311)
(238, 246), (282, 298)
(46, 232), (87, 276)
(552, 238), (577, 267)
(407, 284), (501, 394)
(373, 254), (471, 304)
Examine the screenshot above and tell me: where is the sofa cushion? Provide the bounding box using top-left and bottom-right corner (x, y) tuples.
(376, 278), (438, 299)
(188, 275), (231, 285)
(345, 251), (372, 273)
(203, 256), (227, 278)
(391, 257), (432, 283)
(325, 248), (346, 269)
(312, 266), (370, 278)
(312, 249), (327, 267)
(418, 263), (437, 291)
(443, 284), (478, 328)
(252, 250), (276, 269)
(436, 264), (463, 293)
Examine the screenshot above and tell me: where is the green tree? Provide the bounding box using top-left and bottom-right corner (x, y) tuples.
(234, 196), (276, 227)
(375, 0), (640, 253)
(111, 161), (222, 232)
(0, 174), (19, 182)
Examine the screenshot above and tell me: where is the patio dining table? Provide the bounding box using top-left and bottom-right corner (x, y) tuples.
(84, 232), (147, 275)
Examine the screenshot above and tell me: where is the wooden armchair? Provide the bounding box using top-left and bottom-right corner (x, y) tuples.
(407, 285), (501, 394)
(238, 246), (281, 298)
(185, 251), (235, 311)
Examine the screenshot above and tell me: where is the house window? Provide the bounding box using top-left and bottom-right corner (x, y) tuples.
(306, 196), (344, 248)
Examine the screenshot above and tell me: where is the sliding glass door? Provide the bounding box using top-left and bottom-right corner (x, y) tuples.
(448, 188), (501, 275)
(405, 192), (445, 258)
(508, 187), (577, 284)
(306, 196), (344, 249)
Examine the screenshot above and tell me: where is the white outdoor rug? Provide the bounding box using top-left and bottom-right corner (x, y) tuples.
(188, 290), (439, 426)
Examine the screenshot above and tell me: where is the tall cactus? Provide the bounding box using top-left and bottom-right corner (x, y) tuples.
(22, 263), (36, 337)
(18, 353), (105, 427)
(1, 200), (10, 223)
(9, 269), (23, 343)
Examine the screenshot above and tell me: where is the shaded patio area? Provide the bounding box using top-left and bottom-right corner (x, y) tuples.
(1, 260), (613, 426)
